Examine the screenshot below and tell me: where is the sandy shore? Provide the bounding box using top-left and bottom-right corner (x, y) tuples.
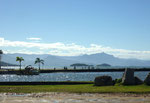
(0, 93), (150, 103)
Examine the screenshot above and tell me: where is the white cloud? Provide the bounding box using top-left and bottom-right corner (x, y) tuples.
(1, 37), (150, 60)
(26, 37), (41, 41)
(0, 37), (4, 46)
(4, 49), (45, 54)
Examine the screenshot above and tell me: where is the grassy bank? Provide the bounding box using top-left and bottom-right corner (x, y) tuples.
(0, 84), (150, 93)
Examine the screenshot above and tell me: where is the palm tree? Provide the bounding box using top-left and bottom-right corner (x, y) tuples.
(0, 50), (3, 69)
(35, 58), (44, 71)
(16, 57), (24, 71)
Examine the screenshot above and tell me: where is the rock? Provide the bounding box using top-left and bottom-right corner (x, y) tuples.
(144, 73), (150, 85)
(122, 69), (135, 85)
(134, 76), (143, 85)
(94, 75), (113, 86)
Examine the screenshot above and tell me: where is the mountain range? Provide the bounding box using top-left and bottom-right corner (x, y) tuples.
(1, 52), (150, 67)
(0, 61), (18, 66)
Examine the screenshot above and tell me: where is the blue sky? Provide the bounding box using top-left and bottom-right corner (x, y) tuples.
(0, 0), (150, 59)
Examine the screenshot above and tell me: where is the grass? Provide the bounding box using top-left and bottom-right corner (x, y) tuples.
(0, 84), (150, 93)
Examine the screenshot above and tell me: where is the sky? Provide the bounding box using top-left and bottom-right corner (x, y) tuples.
(0, 0), (150, 60)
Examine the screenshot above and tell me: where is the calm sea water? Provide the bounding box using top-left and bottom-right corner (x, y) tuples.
(0, 72), (149, 82)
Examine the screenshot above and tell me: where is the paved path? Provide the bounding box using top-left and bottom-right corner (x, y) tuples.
(0, 93), (150, 103)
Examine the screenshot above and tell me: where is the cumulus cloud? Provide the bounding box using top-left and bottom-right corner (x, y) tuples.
(1, 37), (150, 60)
(0, 37), (4, 46)
(26, 37), (41, 41)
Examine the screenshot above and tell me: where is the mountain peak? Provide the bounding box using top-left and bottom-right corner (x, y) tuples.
(88, 52), (114, 57)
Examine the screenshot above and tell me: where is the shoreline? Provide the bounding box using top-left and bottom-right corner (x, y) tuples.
(0, 81), (93, 85)
(1, 68), (150, 74)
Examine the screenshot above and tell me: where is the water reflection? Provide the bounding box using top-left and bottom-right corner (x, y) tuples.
(0, 72), (149, 82)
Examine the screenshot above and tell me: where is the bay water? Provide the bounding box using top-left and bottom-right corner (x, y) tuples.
(0, 72), (149, 82)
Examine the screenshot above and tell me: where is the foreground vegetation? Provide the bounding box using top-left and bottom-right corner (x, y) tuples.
(0, 84), (150, 93)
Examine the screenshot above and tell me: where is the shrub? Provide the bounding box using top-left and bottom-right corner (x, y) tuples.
(114, 78), (122, 86)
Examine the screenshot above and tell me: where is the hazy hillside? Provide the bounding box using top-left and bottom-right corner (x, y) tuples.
(44, 55), (79, 67)
(1, 52), (150, 67)
(60, 53), (118, 64)
(0, 61), (18, 66)
(2, 53), (49, 66)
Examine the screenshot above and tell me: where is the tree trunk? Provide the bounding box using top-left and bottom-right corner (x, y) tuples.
(0, 61), (1, 69)
(39, 63), (40, 71)
(20, 61), (21, 71)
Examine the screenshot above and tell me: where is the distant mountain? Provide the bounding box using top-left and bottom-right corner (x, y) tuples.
(62, 53), (150, 66)
(0, 61), (18, 66)
(1, 52), (150, 67)
(2, 53), (49, 66)
(60, 53), (118, 64)
(43, 55), (79, 67)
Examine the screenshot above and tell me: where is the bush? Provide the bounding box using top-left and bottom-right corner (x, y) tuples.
(114, 78), (122, 86)
(115, 78), (122, 83)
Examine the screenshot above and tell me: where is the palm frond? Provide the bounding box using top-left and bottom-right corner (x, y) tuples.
(16, 57), (24, 62)
(35, 58), (44, 65)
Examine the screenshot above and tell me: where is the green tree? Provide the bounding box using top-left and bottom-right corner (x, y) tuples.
(0, 50), (3, 69)
(35, 58), (44, 71)
(16, 57), (24, 71)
